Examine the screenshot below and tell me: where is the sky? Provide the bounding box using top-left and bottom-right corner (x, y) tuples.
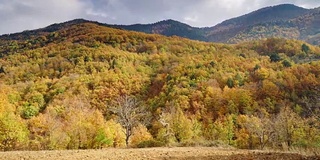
(0, 0), (320, 35)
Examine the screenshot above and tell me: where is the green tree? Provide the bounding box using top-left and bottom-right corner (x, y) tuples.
(274, 107), (303, 148)
(158, 106), (193, 144)
(0, 86), (29, 151)
(282, 60), (292, 67)
(301, 44), (310, 53)
(0, 113), (29, 151)
(269, 53), (281, 62)
(226, 78), (234, 88)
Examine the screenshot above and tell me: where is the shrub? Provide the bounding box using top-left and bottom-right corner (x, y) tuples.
(0, 113), (29, 151)
(130, 124), (153, 147)
(282, 59), (292, 67)
(179, 139), (231, 148)
(21, 104), (39, 119)
(269, 53), (281, 62)
(136, 139), (165, 148)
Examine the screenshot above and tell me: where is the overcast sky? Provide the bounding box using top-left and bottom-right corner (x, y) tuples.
(0, 0), (320, 35)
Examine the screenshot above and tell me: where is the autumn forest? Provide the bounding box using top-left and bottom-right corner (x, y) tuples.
(0, 21), (319, 151)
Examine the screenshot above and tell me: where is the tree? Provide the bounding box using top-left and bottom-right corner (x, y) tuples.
(269, 53), (281, 62)
(129, 124), (153, 147)
(33, 96), (113, 150)
(274, 106), (302, 148)
(0, 85), (29, 151)
(241, 115), (274, 149)
(158, 105), (193, 144)
(282, 60), (292, 67)
(226, 78), (234, 88)
(301, 44), (310, 53)
(0, 113), (29, 151)
(64, 103), (111, 149)
(109, 95), (148, 147)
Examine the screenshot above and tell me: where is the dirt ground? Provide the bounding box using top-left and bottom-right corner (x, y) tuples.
(0, 147), (318, 160)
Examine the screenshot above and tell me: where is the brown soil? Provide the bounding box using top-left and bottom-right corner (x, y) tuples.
(0, 147), (318, 160)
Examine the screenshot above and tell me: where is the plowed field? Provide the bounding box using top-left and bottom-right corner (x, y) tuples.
(0, 147), (318, 160)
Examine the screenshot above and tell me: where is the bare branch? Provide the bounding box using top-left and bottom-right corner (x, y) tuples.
(108, 95), (148, 147)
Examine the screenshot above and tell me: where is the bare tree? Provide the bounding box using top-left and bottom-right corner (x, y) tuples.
(109, 95), (147, 147)
(274, 106), (302, 148)
(159, 112), (174, 144)
(244, 116), (274, 149)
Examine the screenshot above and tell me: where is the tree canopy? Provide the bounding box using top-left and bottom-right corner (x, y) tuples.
(0, 22), (319, 150)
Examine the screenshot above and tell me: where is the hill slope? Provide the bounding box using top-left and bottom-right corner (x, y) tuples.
(1, 4), (319, 44)
(0, 20), (319, 152)
(227, 7), (320, 44)
(206, 4), (309, 42)
(109, 19), (207, 41)
(103, 4), (320, 44)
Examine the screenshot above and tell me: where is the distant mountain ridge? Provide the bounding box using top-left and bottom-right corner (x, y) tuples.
(109, 4), (320, 44)
(1, 4), (320, 44)
(205, 4), (310, 42)
(108, 19), (208, 41)
(217, 4), (308, 25)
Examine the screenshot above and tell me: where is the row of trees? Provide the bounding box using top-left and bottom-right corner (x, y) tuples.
(2, 91), (318, 150)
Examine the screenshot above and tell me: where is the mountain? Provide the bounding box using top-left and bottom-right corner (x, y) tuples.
(216, 4), (308, 26)
(2, 4), (319, 45)
(105, 4), (320, 45)
(227, 6), (320, 44)
(290, 8), (320, 44)
(109, 19), (207, 41)
(0, 19), (89, 40)
(0, 15), (319, 151)
(206, 4), (310, 42)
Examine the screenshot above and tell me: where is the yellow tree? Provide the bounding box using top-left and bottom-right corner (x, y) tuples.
(239, 115), (274, 149)
(0, 85), (29, 151)
(274, 106), (304, 148)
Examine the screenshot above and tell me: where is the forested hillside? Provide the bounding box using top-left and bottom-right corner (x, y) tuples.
(206, 4), (309, 42)
(107, 4), (320, 45)
(110, 19), (207, 41)
(0, 21), (319, 151)
(228, 7), (320, 44)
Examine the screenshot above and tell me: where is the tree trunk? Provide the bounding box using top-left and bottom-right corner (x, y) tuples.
(125, 127), (131, 147)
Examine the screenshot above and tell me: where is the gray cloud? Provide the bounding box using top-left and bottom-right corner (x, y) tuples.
(82, 0), (320, 27)
(0, 0), (320, 35)
(0, 0), (85, 35)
